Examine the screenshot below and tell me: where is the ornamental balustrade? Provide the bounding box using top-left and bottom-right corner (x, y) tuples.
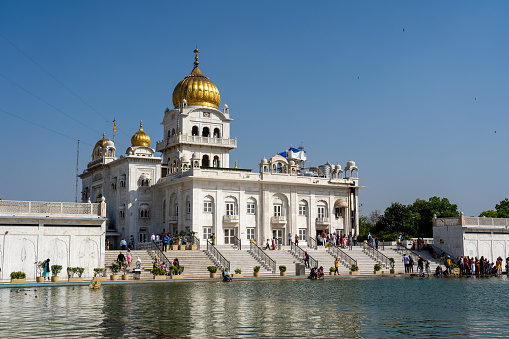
(156, 135), (237, 152)
(0, 200), (102, 217)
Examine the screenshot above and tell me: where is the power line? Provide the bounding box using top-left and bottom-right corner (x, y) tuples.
(0, 108), (94, 147)
(0, 32), (131, 137)
(0, 72), (101, 135)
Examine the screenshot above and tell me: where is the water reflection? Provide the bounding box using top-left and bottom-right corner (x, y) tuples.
(0, 276), (508, 338)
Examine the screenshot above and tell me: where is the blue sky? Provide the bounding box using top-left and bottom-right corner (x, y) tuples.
(1, 1), (508, 217)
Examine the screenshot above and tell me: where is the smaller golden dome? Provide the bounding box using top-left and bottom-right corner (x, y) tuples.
(131, 121), (151, 147)
(95, 132), (109, 148)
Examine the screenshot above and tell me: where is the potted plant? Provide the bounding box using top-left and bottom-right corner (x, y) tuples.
(233, 269), (243, 278)
(329, 267), (335, 276)
(109, 262), (120, 280)
(388, 258), (396, 274)
(93, 268), (107, 281)
(253, 266), (261, 277)
(121, 262), (129, 280)
(51, 265), (62, 282)
(67, 267), (84, 282)
(452, 263), (460, 275)
(170, 265), (184, 279)
(374, 263), (383, 274)
(349, 264), (360, 275)
(279, 265), (287, 277)
(10, 271), (26, 284)
(35, 261), (45, 283)
(207, 266), (217, 278)
(152, 267), (167, 280)
(189, 232), (198, 250)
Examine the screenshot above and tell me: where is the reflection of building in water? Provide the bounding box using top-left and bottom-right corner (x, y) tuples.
(79, 49), (361, 248)
(433, 214), (509, 262)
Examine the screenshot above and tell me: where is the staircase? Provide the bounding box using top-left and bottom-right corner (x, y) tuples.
(215, 246), (275, 276)
(261, 246), (302, 276)
(161, 249), (217, 278)
(378, 246), (442, 274)
(105, 250), (155, 279)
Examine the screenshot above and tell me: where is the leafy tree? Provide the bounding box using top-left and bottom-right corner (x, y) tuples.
(359, 210), (380, 240)
(479, 210), (498, 218)
(479, 198), (509, 218)
(495, 198), (509, 218)
(410, 196), (459, 237)
(373, 202), (413, 239)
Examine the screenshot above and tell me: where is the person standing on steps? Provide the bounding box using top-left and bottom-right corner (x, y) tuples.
(402, 254), (410, 273)
(211, 233), (215, 245)
(120, 238), (127, 251)
(353, 233), (357, 246)
(334, 257), (339, 275)
(304, 251), (310, 268)
(288, 233), (292, 245)
(163, 233), (169, 251)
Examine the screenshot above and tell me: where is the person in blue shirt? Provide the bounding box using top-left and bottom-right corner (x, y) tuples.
(163, 234), (169, 251)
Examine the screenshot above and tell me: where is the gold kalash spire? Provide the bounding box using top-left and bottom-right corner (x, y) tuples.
(131, 121), (151, 147)
(172, 48), (220, 109)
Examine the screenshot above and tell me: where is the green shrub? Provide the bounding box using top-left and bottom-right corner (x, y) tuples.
(170, 265), (184, 275)
(94, 268), (106, 277)
(152, 267), (166, 276)
(207, 266), (217, 273)
(76, 267), (84, 278)
(10, 271), (26, 279)
(329, 267), (335, 272)
(51, 265), (62, 276)
(350, 264), (359, 272)
(67, 267), (75, 278)
(110, 263), (121, 275)
(388, 258), (395, 264)
(374, 264), (382, 271)
(234, 269), (242, 274)
(253, 266), (261, 272)
(279, 265), (286, 272)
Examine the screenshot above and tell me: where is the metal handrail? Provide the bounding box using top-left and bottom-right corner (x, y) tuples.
(140, 240), (172, 275)
(290, 241), (318, 268)
(232, 235), (242, 250)
(250, 241), (276, 273)
(363, 243), (394, 269)
(206, 240), (230, 270)
(396, 242), (420, 262)
(327, 244), (357, 268)
(308, 237), (317, 250)
(191, 235), (201, 250)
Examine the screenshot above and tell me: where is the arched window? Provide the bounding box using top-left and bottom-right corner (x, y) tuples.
(139, 204), (150, 219)
(192, 126), (199, 136)
(247, 197), (256, 215)
(299, 200), (308, 216)
(213, 156), (220, 168)
(225, 196), (238, 215)
(317, 200), (328, 218)
(172, 128), (176, 136)
(202, 155), (210, 167)
(203, 196), (214, 213)
(276, 163), (282, 173)
(202, 127), (210, 137)
(213, 128), (220, 138)
(167, 130), (171, 138)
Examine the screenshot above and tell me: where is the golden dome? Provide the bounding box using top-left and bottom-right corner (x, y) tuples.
(95, 132), (109, 148)
(172, 48), (220, 109)
(131, 121), (151, 147)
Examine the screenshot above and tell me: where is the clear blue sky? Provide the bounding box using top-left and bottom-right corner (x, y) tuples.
(1, 1), (508, 217)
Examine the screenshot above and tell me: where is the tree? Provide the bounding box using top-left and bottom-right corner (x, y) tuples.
(373, 202), (413, 240)
(410, 196), (459, 238)
(479, 198), (509, 218)
(479, 210), (498, 218)
(495, 198), (509, 218)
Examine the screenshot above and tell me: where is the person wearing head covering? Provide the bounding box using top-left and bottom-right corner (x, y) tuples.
(117, 251), (126, 264)
(136, 256), (141, 269)
(151, 233), (156, 241)
(43, 259), (51, 280)
(126, 249), (132, 267)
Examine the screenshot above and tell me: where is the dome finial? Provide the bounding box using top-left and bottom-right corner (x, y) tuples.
(102, 132), (105, 138)
(140, 120), (143, 129)
(194, 47), (200, 68)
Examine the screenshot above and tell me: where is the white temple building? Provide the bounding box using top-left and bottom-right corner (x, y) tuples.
(79, 49), (361, 248)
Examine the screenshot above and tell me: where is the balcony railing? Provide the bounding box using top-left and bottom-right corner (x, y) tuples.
(315, 217), (330, 225)
(223, 215), (239, 223)
(0, 200), (103, 217)
(156, 135), (237, 152)
(169, 216), (178, 223)
(271, 216), (287, 224)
